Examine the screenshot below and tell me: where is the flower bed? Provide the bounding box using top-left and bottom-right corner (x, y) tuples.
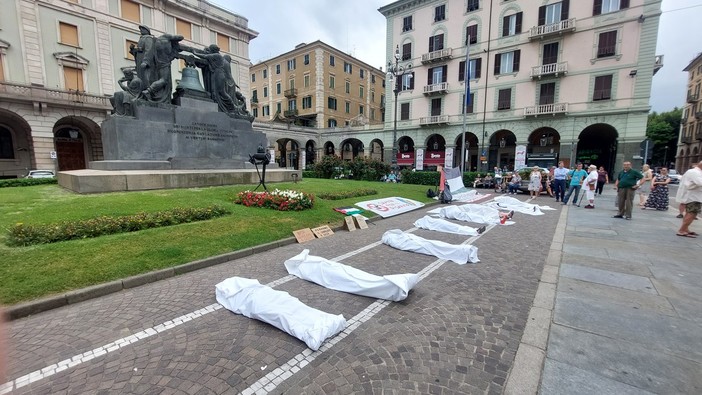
(318, 188), (378, 200)
(7, 205), (230, 246)
(234, 189), (314, 211)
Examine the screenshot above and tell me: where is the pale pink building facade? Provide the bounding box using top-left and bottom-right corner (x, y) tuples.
(379, 0), (662, 174)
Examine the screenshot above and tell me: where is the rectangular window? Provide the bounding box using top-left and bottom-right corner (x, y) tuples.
(428, 65), (447, 84)
(371, 75), (376, 84)
(302, 96), (312, 109)
(466, 25), (478, 45)
(275, 64), (281, 74)
(121, 0), (140, 23)
(360, 69), (365, 79)
(252, 108), (258, 118)
(289, 79), (295, 90)
(594, 0), (628, 15)
(126, 39), (137, 60)
(276, 82), (281, 95)
(400, 103), (410, 120)
(288, 99), (296, 110)
(431, 98), (442, 116)
(63, 66), (84, 91)
(287, 58), (296, 71)
(263, 69), (268, 78)
(304, 54), (310, 65)
(345, 101), (351, 113)
(263, 87), (268, 97)
(359, 86), (364, 98)
(252, 90), (258, 101)
(467, 0), (480, 12)
(328, 119), (337, 127)
(371, 109), (375, 120)
(539, 82), (556, 105)
(371, 91), (375, 102)
(593, 75), (613, 100)
(402, 43), (412, 61)
(400, 72), (415, 90)
(428, 34), (444, 52)
(403, 15), (413, 32)
(463, 93), (475, 114)
(543, 42), (559, 65)
(251, 73), (256, 82)
(328, 97), (337, 110)
(497, 88), (511, 110)
(217, 33), (230, 52)
(276, 102), (281, 114)
(502, 12), (522, 37)
(263, 105), (270, 116)
(359, 105), (364, 115)
(539, 0), (570, 25)
(329, 75), (335, 89)
(344, 62), (352, 74)
(597, 31), (617, 58)
(59, 22), (79, 47)
(545, 2), (562, 25)
(434, 5), (446, 22)
(176, 19), (192, 40)
(345, 80), (350, 94)
(494, 50), (520, 75)
(329, 55), (335, 66)
(304, 74), (310, 87)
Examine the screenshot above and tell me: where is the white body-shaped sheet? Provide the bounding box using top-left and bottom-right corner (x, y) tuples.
(428, 205), (514, 225)
(382, 229), (479, 264)
(414, 215), (480, 236)
(215, 277), (347, 350)
(488, 195), (556, 215)
(284, 249), (419, 302)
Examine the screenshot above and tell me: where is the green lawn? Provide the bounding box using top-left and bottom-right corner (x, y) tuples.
(0, 180), (433, 305)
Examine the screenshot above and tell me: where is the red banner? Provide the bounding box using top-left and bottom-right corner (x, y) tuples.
(396, 152), (414, 165)
(423, 151), (445, 165)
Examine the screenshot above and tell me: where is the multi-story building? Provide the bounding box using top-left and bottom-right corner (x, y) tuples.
(0, 0), (256, 178)
(249, 41), (386, 130)
(678, 52), (702, 170)
(376, 0), (663, 173)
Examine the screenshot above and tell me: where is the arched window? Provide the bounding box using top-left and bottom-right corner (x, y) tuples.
(0, 126), (14, 159)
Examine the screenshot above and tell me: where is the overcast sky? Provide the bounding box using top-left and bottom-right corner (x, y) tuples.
(212, 0), (701, 114)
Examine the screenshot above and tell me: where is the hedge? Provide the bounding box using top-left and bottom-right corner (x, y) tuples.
(400, 170), (482, 188)
(7, 205), (231, 246)
(0, 178), (58, 188)
(317, 188), (378, 200)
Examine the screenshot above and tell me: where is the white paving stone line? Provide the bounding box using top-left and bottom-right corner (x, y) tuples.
(0, 226), (426, 394)
(238, 225), (492, 395)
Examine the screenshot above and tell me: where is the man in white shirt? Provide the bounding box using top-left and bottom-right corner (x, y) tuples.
(553, 161), (569, 202)
(677, 161), (702, 238)
(583, 165), (599, 209)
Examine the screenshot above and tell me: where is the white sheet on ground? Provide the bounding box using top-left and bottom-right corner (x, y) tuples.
(437, 188), (491, 203)
(215, 277), (347, 350)
(284, 249), (419, 302)
(428, 205), (515, 225)
(382, 229), (479, 264)
(487, 195), (555, 215)
(414, 215), (480, 236)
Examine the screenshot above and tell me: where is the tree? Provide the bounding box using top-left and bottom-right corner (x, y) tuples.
(646, 108), (682, 167)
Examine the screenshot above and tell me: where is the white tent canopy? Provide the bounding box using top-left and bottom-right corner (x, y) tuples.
(215, 277), (347, 350)
(284, 250), (420, 302)
(382, 229), (479, 264)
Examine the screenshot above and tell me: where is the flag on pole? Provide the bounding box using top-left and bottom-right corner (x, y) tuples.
(465, 36), (471, 110)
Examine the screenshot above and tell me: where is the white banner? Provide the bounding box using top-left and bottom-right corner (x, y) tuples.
(355, 197), (425, 218)
(444, 147), (454, 168)
(416, 149), (424, 171)
(300, 150), (306, 170)
(515, 144), (527, 170)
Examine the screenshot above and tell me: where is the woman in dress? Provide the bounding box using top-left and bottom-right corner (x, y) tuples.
(596, 166), (609, 195)
(637, 164), (653, 207)
(528, 166), (542, 198)
(643, 167), (671, 210)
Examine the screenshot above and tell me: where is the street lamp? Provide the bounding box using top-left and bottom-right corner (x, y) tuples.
(387, 45), (412, 170)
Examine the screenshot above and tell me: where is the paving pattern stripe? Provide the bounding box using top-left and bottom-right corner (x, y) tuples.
(0, 224), (437, 394)
(238, 224), (495, 395)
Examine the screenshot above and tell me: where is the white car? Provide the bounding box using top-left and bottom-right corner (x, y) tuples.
(26, 170), (55, 179)
(667, 169), (681, 184)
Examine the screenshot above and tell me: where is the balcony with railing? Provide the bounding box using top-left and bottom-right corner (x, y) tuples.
(423, 82), (449, 95)
(419, 115), (449, 126)
(0, 81), (111, 109)
(524, 103), (568, 117)
(681, 134), (692, 144)
(528, 18), (576, 40)
(250, 96), (259, 107)
(284, 109), (299, 118)
(696, 111), (702, 120)
(421, 48), (452, 64)
(284, 88), (298, 98)
(687, 93), (699, 103)
(530, 62), (568, 79)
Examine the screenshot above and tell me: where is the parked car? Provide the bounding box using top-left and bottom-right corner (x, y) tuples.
(517, 167), (551, 194)
(26, 170), (55, 179)
(667, 169), (681, 184)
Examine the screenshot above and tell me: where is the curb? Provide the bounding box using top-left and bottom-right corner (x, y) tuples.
(4, 208), (400, 321)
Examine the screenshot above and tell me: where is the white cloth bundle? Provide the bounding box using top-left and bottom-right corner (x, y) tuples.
(215, 277), (347, 350)
(489, 195), (555, 215)
(414, 215), (482, 236)
(428, 205), (514, 225)
(284, 249), (419, 302)
(381, 229), (479, 264)
(450, 189), (489, 203)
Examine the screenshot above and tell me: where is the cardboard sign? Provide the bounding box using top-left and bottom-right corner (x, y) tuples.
(293, 228), (316, 243)
(343, 216), (357, 231)
(311, 225), (334, 238)
(353, 215), (368, 229)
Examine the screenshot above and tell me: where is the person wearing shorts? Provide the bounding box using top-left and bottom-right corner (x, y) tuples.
(677, 161), (702, 238)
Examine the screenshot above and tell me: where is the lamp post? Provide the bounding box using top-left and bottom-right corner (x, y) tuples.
(387, 45), (412, 170)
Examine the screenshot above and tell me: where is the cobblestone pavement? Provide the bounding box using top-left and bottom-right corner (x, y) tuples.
(4, 194), (561, 394)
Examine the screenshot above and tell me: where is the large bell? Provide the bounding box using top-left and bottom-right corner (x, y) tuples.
(177, 67), (206, 92)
